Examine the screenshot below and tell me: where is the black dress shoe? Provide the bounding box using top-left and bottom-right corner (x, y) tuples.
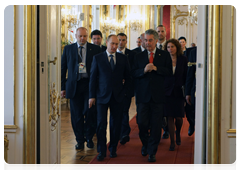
(162, 131), (169, 139)
(188, 126), (195, 136)
(148, 155), (156, 162)
(75, 143), (84, 150)
(110, 152), (117, 158)
(141, 145), (148, 156)
(176, 131), (181, 145)
(169, 145), (175, 151)
(86, 139), (94, 148)
(120, 135), (130, 145)
(97, 152), (106, 161)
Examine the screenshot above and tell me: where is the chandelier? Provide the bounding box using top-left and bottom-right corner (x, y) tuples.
(102, 17), (125, 33)
(188, 5), (198, 25)
(126, 12), (143, 31)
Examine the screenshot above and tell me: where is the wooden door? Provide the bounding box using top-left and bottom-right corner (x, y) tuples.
(39, 5), (61, 164)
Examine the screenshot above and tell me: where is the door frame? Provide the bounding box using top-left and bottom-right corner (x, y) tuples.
(23, 5), (37, 164)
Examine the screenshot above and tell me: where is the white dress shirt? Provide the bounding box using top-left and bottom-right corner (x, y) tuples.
(106, 50), (116, 64)
(117, 48), (126, 54)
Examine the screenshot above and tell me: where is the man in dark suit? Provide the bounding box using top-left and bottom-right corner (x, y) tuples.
(133, 33), (145, 54)
(136, 36), (141, 47)
(132, 29), (172, 162)
(116, 33), (136, 145)
(178, 36), (196, 136)
(61, 27), (101, 150)
(90, 29), (107, 52)
(156, 25), (169, 139)
(89, 34), (131, 161)
(185, 47), (197, 136)
(156, 25), (167, 50)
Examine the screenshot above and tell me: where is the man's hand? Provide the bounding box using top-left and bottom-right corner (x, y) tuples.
(186, 95), (191, 105)
(89, 98), (96, 108)
(61, 90), (66, 98)
(144, 63), (156, 73)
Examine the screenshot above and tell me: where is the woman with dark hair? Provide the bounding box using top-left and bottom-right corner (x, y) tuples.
(163, 39), (188, 151)
(178, 36), (187, 52)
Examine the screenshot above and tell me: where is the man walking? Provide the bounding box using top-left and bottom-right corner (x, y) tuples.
(61, 27), (101, 150)
(132, 29), (172, 162)
(89, 34), (131, 161)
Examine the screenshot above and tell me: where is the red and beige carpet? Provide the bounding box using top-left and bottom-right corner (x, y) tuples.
(89, 115), (195, 164)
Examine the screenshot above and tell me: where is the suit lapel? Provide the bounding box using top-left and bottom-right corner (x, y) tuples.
(143, 50), (149, 64)
(125, 48), (130, 57)
(175, 55), (182, 77)
(114, 53), (121, 71)
(86, 42), (91, 68)
(73, 43), (78, 62)
(153, 49), (161, 65)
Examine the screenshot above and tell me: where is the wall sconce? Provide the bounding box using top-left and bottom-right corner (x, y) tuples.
(66, 14), (80, 28)
(119, 21), (126, 33)
(188, 5), (198, 25)
(102, 17), (116, 33)
(126, 12), (143, 31)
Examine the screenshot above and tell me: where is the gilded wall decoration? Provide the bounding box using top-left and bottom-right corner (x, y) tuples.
(49, 82), (61, 131)
(177, 17), (188, 26)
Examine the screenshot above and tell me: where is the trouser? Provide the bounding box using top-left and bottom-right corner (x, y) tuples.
(137, 101), (164, 155)
(70, 79), (96, 144)
(96, 94), (124, 154)
(185, 102), (195, 127)
(120, 96), (132, 138)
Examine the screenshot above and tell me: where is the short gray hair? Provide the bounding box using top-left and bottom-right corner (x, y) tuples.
(145, 29), (158, 40)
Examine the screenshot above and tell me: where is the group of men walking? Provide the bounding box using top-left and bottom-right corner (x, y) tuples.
(61, 25), (196, 162)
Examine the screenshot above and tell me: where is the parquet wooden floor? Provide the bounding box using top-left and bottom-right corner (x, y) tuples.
(60, 97), (137, 164)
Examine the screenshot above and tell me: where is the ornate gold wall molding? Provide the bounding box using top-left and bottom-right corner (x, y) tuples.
(177, 17), (188, 26)
(207, 5), (223, 164)
(171, 5), (188, 39)
(4, 135), (9, 163)
(89, 5), (92, 42)
(230, 6), (233, 130)
(4, 125), (18, 133)
(49, 82), (61, 131)
(145, 5), (150, 30)
(23, 5), (36, 164)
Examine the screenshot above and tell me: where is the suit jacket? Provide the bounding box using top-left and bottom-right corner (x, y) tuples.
(124, 48), (137, 97)
(132, 48), (173, 104)
(101, 45), (107, 52)
(184, 46), (196, 60)
(61, 42), (101, 98)
(132, 46), (142, 54)
(185, 47), (197, 104)
(89, 51), (131, 104)
(164, 55), (188, 97)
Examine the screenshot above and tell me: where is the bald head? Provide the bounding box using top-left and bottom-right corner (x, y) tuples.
(75, 27), (88, 45)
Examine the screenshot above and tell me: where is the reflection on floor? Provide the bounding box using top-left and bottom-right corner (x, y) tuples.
(61, 97), (137, 164)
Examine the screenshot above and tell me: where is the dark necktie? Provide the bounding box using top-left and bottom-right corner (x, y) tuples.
(78, 46), (83, 63)
(159, 44), (162, 50)
(77, 46), (83, 81)
(109, 55), (114, 70)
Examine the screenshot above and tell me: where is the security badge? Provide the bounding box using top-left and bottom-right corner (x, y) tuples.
(79, 62), (86, 73)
